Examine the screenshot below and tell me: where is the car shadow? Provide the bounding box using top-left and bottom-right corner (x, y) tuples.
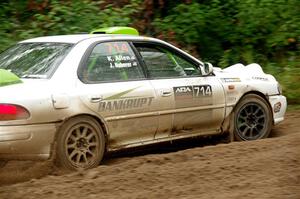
(102, 133), (229, 165)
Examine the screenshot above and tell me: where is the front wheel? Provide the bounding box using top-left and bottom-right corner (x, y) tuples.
(233, 94), (273, 141)
(55, 116), (105, 170)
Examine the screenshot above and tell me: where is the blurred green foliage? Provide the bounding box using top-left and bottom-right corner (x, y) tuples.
(0, 0), (141, 48)
(153, 0), (299, 103)
(0, 0), (299, 103)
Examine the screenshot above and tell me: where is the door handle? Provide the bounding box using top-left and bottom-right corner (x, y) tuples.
(161, 91), (172, 97)
(90, 97), (103, 103)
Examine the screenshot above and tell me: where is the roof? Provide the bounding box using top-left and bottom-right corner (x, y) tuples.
(19, 34), (145, 44)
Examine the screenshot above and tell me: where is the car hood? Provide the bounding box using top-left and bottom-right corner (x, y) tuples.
(213, 63), (276, 82)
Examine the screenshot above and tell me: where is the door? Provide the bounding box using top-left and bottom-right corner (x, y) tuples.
(132, 42), (226, 138)
(77, 41), (159, 148)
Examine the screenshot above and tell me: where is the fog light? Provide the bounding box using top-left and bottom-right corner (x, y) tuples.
(274, 102), (281, 113)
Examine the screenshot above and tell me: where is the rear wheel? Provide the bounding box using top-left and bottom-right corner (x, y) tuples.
(233, 94), (272, 141)
(56, 116), (105, 170)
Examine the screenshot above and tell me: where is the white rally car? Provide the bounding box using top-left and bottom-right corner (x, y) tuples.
(0, 27), (286, 170)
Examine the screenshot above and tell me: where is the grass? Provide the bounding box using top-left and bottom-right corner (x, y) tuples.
(287, 104), (300, 111)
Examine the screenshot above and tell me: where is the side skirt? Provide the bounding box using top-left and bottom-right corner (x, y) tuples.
(107, 129), (222, 152)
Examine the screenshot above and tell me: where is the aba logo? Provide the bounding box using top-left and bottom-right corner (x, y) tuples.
(175, 86), (192, 93)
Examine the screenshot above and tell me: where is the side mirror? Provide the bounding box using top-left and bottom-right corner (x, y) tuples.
(201, 62), (213, 75)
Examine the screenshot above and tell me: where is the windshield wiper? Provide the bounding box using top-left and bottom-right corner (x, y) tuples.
(21, 74), (47, 79)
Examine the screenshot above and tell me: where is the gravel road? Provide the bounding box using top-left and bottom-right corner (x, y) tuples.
(0, 111), (299, 199)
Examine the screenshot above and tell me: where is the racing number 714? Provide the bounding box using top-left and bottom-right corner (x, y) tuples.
(193, 85), (212, 97)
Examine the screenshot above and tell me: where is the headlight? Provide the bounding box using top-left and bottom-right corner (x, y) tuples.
(277, 82), (282, 95)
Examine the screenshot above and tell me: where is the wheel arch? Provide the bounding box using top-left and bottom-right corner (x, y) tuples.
(237, 91), (273, 118)
(50, 113), (109, 160)
(60, 113), (109, 140)
(222, 90), (274, 135)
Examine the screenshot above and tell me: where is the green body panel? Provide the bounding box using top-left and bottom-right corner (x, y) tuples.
(90, 27), (139, 35)
(0, 69), (22, 87)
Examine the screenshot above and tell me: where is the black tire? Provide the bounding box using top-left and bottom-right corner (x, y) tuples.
(233, 94), (273, 141)
(55, 116), (105, 170)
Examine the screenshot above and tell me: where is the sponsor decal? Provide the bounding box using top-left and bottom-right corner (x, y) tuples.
(97, 87), (154, 112)
(252, 76), (268, 81)
(98, 97), (154, 112)
(221, 78), (241, 83)
(274, 102), (281, 113)
(175, 86), (192, 93)
(173, 85), (212, 99)
(174, 86), (193, 99)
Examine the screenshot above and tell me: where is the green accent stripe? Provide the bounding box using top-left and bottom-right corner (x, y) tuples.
(0, 80), (22, 87)
(104, 86), (141, 100)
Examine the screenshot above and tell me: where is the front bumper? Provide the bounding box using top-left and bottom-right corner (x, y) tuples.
(0, 123), (57, 160)
(268, 95), (287, 125)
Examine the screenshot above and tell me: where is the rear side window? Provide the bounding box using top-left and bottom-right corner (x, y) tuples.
(0, 43), (73, 79)
(79, 41), (145, 83)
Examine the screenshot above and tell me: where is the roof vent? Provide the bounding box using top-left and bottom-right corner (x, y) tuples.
(90, 27), (139, 36)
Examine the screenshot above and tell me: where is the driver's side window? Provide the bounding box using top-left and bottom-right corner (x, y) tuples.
(134, 43), (201, 78)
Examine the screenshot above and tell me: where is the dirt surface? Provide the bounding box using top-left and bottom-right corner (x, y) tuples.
(0, 111), (299, 199)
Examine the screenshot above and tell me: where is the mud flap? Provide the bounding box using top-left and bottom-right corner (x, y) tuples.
(228, 113), (235, 142)
(221, 112), (235, 143)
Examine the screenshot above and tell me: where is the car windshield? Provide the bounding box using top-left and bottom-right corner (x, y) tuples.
(0, 42), (73, 79)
